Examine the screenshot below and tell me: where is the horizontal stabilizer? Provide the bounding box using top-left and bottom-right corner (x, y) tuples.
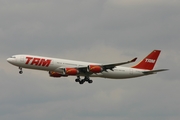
(143, 69), (169, 74)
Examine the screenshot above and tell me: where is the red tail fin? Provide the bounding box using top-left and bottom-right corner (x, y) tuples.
(132, 50), (161, 70)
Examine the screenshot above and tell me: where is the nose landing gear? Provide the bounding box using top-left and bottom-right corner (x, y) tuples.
(19, 67), (23, 74)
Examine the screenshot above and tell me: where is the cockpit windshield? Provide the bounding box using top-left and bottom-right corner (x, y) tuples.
(11, 56), (16, 58)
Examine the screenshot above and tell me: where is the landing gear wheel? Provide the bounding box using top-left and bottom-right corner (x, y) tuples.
(79, 80), (85, 84)
(18, 67), (23, 74)
(88, 80), (93, 84)
(75, 76), (81, 82)
(75, 79), (80, 82)
(19, 71), (23, 74)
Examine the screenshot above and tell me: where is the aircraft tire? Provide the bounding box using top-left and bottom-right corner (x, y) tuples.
(75, 79), (80, 82)
(88, 80), (93, 84)
(19, 71), (23, 74)
(79, 80), (85, 84)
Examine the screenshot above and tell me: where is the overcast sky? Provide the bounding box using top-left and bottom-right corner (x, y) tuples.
(0, 0), (180, 120)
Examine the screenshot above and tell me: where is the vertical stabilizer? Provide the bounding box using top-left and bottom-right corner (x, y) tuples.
(132, 50), (161, 70)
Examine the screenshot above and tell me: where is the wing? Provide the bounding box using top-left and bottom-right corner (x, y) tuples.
(77, 57), (137, 73)
(142, 69), (169, 74)
(101, 57), (137, 71)
(54, 57), (137, 75)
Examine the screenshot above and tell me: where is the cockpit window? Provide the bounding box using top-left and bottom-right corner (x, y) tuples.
(11, 56), (16, 58)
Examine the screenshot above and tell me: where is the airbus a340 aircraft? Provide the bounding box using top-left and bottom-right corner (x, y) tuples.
(7, 50), (168, 84)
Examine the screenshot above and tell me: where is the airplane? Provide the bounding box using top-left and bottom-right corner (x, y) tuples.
(7, 50), (168, 84)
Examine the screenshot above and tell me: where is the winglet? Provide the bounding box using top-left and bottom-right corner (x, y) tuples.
(131, 57), (137, 62)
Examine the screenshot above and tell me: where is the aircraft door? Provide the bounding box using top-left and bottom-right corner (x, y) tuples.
(20, 56), (24, 62)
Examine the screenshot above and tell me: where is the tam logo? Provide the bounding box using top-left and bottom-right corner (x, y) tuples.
(145, 59), (156, 63)
(25, 57), (51, 67)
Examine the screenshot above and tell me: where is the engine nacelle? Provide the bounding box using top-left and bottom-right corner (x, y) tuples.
(88, 65), (103, 73)
(64, 68), (79, 75)
(49, 71), (62, 77)
(49, 71), (68, 77)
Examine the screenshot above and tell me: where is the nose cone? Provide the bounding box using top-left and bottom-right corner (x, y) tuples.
(7, 58), (14, 64)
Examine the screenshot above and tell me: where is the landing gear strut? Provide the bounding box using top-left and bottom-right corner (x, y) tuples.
(75, 76), (93, 84)
(19, 67), (23, 74)
(84, 76), (93, 84)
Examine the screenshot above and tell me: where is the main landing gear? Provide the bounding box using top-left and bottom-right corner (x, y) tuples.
(19, 67), (23, 74)
(75, 76), (93, 84)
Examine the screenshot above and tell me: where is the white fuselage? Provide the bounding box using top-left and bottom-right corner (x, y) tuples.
(7, 55), (148, 79)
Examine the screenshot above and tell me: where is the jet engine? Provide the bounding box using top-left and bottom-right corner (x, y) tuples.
(49, 71), (68, 77)
(87, 65), (103, 73)
(49, 71), (62, 77)
(64, 68), (79, 75)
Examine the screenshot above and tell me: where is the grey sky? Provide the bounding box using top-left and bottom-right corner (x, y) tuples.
(0, 0), (180, 120)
